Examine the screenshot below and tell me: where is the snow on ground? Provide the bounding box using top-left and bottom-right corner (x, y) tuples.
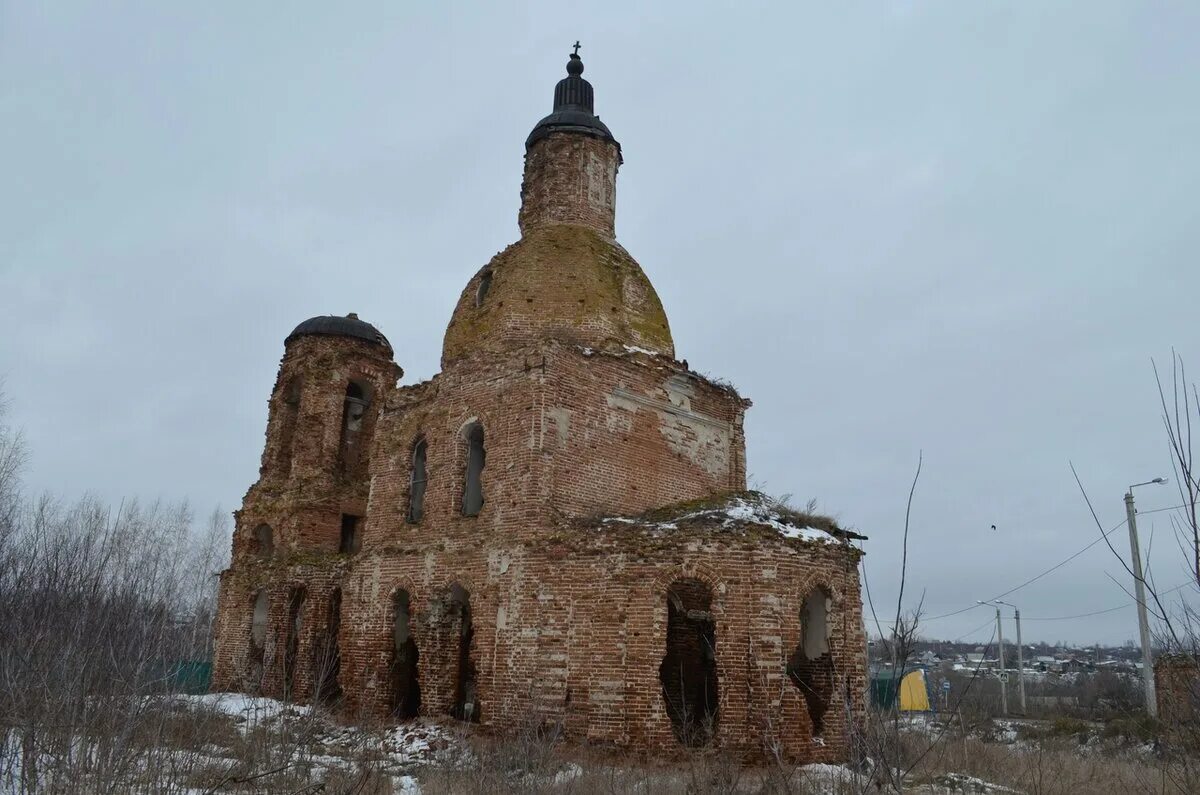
(926, 772), (1021, 793)
(797, 762), (865, 790)
(173, 691), (311, 730)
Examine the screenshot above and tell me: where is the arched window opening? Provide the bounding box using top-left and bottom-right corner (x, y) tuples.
(461, 423), (485, 516)
(253, 524), (274, 558)
(248, 590), (269, 689)
(391, 589), (421, 719)
(408, 438), (428, 524)
(284, 587), (306, 701)
(475, 270), (493, 307)
(339, 514), (361, 555)
(276, 377), (302, 472)
(659, 579), (718, 747)
(787, 588), (834, 737)
(314, 589), (343, 706)
(339, 381), (371, 473)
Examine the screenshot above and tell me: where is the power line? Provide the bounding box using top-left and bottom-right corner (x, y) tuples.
(1020, 580), (1194, 621)
(953, 616), (998, 642)
(923, 502), (1193, 622)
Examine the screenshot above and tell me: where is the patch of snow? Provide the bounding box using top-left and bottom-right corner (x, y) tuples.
(797, 763), (866, 792)
(172, 692), (311, 731)
(553, 762), (584, 784)
(599, 495), (839, 543)
(394, 775), (423, 794)
(930, 772), (1020, 793)
(621, 344), (662, 356)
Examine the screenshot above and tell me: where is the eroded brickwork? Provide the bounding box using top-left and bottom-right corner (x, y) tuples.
(212, 52), (867, 762)
(1156, 654), (1200, 723)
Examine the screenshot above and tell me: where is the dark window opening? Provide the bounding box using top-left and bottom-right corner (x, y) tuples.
(253, 524), (274, 558)
(659, 578), (718, 747)
(408, 438), (428, 523)
(276, 378), (302, 472)
(339, 381), (370, 474)
(339, 514), (361, 555)
(314, 589), (343, 707)
(787, 588), (834, 737)
(248, 590), (269, 690)
(461, 423), (485, 516)
(475, 270), (492, 307)
(391, 589), (421, 719)
(446, 584), (479, 722)
(284, 587), (306, 701)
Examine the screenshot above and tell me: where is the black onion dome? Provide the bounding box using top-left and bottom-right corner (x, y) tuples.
(285, 313), (391, 351)
(526, 52), (619, 151)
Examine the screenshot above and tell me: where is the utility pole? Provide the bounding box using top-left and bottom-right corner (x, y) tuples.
(997, 600), (1027, 714)
(1126, 477), (1167, 719)
(979, 600), (1008, 716)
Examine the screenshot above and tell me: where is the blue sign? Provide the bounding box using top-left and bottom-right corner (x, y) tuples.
(942, 681), (951, 691)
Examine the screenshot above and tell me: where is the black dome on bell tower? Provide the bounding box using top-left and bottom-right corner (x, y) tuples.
(526, 48), (619, 151)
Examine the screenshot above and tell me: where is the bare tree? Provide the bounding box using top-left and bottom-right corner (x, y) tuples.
(1155, 352), (1200, 588)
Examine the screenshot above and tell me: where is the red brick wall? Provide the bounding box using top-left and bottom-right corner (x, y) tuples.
(519, 132), (619, 238)
(212, 335), (866, 761)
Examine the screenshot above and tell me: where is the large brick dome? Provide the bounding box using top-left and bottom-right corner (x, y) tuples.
(441, 223), (674, 366)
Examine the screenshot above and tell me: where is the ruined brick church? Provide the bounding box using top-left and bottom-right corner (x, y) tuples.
(212, 50), (867, 761)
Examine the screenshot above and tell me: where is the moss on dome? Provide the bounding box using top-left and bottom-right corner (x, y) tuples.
(441, 224), (674, 366)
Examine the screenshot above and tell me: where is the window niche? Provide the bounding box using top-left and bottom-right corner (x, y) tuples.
(461, 422), (485, 517)
(253, 524), (274, 558)
(339, 514), (361, 555)
(408, 438), (428, 524)
(787, 587), (835, 738)
(339, 380), (371, 474)
(275, 377), (302, 473)
(475, 270), (493, 307)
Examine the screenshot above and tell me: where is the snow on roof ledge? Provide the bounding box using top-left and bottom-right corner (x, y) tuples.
(590, 491), (865, 545)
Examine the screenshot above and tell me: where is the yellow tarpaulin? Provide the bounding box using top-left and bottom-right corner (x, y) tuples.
(899, 669), (930, 712)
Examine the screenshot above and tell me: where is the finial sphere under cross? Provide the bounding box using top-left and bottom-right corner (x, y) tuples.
(572, 41), (581, 55)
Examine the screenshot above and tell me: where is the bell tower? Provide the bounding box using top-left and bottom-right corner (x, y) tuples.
(519, 48), (622, 238)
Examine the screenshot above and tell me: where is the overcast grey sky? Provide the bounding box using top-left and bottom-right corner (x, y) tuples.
(3, 2), (1198, 645)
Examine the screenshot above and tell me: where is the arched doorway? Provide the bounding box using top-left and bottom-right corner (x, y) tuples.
(659, 578), (718, 746)
(391, 589), (421, 719)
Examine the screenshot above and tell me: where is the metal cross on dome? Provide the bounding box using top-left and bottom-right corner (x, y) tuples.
(572, 41), (581, 55)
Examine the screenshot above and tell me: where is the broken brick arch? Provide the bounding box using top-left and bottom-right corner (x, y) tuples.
(283, 586), (306, 701)
(787, 585), (836, 738)
(424, 582), (480, 722)
(659, 577), (719, 747)
(313, 588), (343, 706)
(247, 589), (269, 689)
(391, 588), (421, 719)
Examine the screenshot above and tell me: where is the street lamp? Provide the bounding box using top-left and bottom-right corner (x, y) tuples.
(1126, 477), (1168, 718)
(977, 600), (1008, 716)
(994, 600), (1026, 714)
